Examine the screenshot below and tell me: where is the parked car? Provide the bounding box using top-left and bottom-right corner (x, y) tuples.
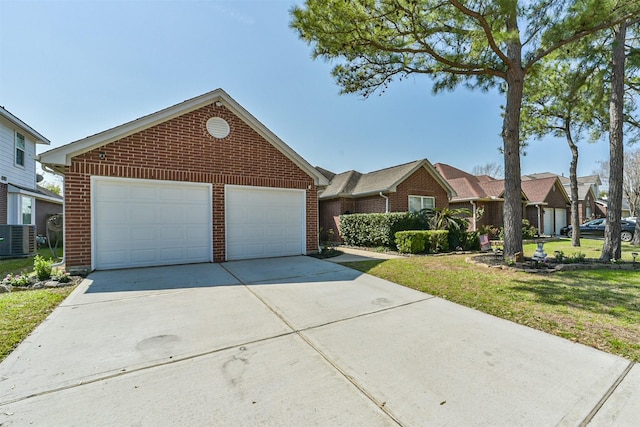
(560, 218), (637, 242)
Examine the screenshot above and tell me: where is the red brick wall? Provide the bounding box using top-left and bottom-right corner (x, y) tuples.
(64, 103), (318, 269)
(355, 196), (386, 213)
(0, 183), (6, 224)
(390, 167), (449, 211)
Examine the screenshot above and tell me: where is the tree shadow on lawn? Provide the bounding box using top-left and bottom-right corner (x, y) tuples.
(511, 271), (640, 320)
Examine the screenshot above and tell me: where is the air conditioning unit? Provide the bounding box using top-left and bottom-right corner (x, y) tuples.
(0, 225), (36, 258)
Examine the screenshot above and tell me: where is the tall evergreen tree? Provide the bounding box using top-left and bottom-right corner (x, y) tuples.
(291, 0), (640, 259)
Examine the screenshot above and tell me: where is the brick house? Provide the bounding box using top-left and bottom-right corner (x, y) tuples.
(523, 172), (599, 225)
(434, 163), (529, 233)
(318, 159), (456, 241)
(521, 176), (570, 236)
(38, 89), (328, 273)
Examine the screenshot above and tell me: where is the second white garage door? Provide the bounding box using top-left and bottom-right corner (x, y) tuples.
(225, 185), (306, 260)
(92, 177), (212, 270)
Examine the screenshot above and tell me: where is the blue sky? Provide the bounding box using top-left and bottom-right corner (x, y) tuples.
(1, 0), (610, 179)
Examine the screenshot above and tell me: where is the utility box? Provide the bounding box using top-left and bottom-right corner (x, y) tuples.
(0, 225), (36, 258)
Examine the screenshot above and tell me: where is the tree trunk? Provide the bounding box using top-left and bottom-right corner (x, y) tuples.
(565, 122), (581, 247)
(632, 203), (640, 245)
(501, 13), (524, 260)
(601, 21), (626, 261)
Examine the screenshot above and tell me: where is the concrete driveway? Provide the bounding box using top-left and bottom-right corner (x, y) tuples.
(0, 256), (637, 426)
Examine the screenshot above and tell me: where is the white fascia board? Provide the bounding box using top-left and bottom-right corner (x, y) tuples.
(0, 108), (50, 145)
(37, 89), (329, 186)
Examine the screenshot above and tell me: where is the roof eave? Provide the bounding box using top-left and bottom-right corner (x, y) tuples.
(37, 89), (329, 185)
(0, 108), (50, 145)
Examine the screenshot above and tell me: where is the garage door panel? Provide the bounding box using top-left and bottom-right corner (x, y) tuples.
(93, 178), (212, 270)
(226, 186), (305, 261)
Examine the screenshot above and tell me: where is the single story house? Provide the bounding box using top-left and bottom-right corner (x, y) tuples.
(523, 172), (599, 225)
(38, 89), (328, 273)
(434, 163), (529, 233)
(520, 176), (570, 236)
(318, 159), (456, 241)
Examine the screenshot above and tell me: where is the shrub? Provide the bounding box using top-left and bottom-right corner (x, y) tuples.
(340, 212), (428, 247)
(2, 272), (32, 287)
(395, 231), (427, 254)
(33, 255), (53, 281)
(395, 230), (449, 254)
(498, 219), (539, 240)
(52, 267), (71, 283)
(448, 229), (480, 251)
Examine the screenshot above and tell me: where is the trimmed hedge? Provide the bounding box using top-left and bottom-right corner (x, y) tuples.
(395, 230), (450, 254)
(339, 212), (427, 247)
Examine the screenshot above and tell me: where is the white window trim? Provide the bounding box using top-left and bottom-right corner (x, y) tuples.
(15, 132), (26, 168)
(408, 195), (435, 213)
(19, 195), (35, 225)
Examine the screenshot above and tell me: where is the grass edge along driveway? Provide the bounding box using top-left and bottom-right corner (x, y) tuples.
(342, 255), (640, 363)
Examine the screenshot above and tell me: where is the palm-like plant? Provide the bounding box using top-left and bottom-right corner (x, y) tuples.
(424, 208), (471, 231)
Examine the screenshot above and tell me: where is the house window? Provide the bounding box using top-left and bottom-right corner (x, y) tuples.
(586, 205), (592, 219)
(15, 132), (25, 167)
(21, 196), (33, 225)
(408, 195), (435, 212)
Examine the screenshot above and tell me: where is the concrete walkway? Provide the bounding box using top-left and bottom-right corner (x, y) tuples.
(326, 246), (405, 262)
(0, 256), (637, 426)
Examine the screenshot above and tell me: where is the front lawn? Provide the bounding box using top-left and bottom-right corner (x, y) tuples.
(0, 286), (76, 361)
(0, 248), (72, 362)
(342, 255), (640, 362)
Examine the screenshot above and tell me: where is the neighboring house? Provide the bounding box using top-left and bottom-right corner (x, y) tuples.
(434, 163), (528, 233)
(595, 198), (632, 219)
(34, 184), (63, 238)
(318, 159), (456, 241)
(523, 172), (599, 224)
(520, 177), (570, 236)
(0, 107), (60, 246)
(38, 89), (328, 273)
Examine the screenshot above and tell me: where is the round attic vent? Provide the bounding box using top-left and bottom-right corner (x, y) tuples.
(206, 117), (230, 139)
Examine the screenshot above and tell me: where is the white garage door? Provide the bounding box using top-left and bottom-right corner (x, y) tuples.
(225, 185), (305, 261)
(92, 177), (212, 270)
(555, 208), (567, 235)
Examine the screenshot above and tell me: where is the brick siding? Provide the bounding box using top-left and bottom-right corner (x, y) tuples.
(64, 103), (318, 269)
(390, 167), (449, 211)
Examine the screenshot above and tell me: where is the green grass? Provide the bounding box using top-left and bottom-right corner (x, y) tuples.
(523, 238), (639, 261)
(0, 247), (63, 277)
(1, 247), (71, 362)
(0, 286), (76, 361)
(342, 255), (640, 362)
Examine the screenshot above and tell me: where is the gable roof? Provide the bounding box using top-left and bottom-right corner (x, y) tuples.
(523, 171), (602, 201)
(37, 89), (328, 185)
(434, 163), (523, 202)
(319, 159), (456, 200)
(0, 106), (50, 145)
(521, 176), (570, 204)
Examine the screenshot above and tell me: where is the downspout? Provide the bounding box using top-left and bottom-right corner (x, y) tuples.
(470, 201), (477, 231)
(42, 164), (65, 267)
(379, 192), (389, 213)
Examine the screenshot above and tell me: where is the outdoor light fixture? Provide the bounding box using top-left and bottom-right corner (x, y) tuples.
(98, 152), (106, 160)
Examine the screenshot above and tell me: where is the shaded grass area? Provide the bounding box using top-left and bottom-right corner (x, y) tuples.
(523, 238), (639, 261)
(0, 286), (76, 361)
(343, 255), (640, 362)
(0, 247), (63, 277)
